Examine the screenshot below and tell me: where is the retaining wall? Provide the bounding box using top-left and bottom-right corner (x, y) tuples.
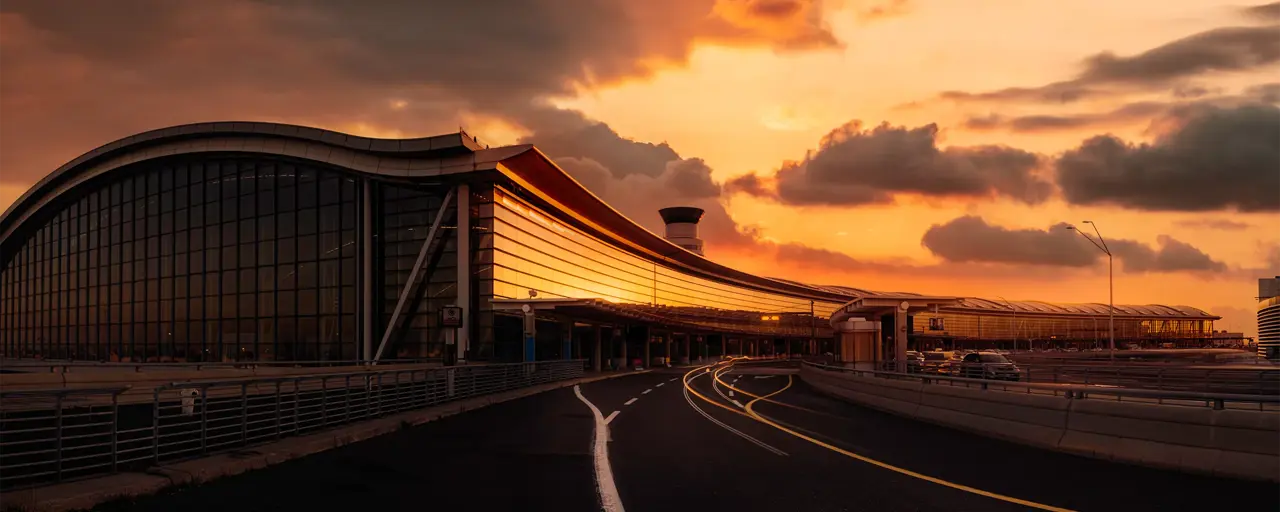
(800, 365), (1280, 482)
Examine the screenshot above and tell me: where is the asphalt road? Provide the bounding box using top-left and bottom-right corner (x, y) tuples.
(100, 361), (1279, 512)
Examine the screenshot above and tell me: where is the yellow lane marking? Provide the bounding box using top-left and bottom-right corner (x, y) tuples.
(682, 364), (756, 421)
(738, 377), (1074, 512)
(714, 365), (821, 414)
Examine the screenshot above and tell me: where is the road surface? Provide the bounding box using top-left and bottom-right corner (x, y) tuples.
(101, 360), (1279, 511)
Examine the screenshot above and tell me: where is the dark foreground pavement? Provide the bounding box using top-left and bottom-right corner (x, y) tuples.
(100, 362), (1280, 512)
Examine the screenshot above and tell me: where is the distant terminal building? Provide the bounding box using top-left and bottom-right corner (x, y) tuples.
(0, 122), (1228, 366)
(1260, 277), (1280, 360)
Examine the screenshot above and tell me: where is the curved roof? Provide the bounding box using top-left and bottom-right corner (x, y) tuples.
(952, 297), (1214, 318)
(0, 121), (1220, 322)
(0, 121), (850, 304)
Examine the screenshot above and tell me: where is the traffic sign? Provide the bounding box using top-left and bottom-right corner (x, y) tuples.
(440, 305), (463, 328)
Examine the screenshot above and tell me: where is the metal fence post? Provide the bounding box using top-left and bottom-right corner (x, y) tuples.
(274, 381), (282, 440)
(241, 383), (249, 447)
(293, 379), (301, 434)
(111, 392), (120, 472)
(152, 388), (161, 464)
(54, 394), (64, 482)
(321, 378), (329, 427)
(200, 385), (209, 455)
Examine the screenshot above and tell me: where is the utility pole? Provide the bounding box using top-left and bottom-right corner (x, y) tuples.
(1067, 222), (1115, 363)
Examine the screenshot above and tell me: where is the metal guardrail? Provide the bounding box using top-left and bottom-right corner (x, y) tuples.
(882, 361), (1280, 395)
(804, 362), (1280, 411)
(0, 360), (585, 491)
(0, 358), (443, 373)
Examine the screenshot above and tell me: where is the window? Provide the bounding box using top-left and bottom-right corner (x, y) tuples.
(0, 156), (361, 362)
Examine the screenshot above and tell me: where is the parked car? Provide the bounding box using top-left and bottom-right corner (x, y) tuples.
(905, 351), (926, 373)
(957, 352), (1021, 381)
(920, 351), (952, 375)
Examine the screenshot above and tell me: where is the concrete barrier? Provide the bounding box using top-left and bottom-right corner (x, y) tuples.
(799, 365), (1280, 482)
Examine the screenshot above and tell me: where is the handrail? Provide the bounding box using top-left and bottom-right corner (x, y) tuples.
(152, 360), (570, 389)
(0, 386), (132, 397)
(802, 362), (1280, 406)
(0, 358), (443, 373)
(0, 359), (589, 492)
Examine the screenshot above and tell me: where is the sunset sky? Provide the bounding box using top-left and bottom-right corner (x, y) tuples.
(1, 0), (1277, 336)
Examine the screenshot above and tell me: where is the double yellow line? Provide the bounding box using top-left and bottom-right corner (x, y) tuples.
(687, 361), (1073, 512)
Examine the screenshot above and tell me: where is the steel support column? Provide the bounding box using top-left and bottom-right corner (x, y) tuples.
(361, 179), (374, 362)
(455, 183), (471, 363)
(593, 325), (603, 372)
(372, 187), (456, 362)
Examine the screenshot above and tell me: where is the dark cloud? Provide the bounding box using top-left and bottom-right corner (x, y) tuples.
(1242, 2), (1280, 21)
(941, 25), (1280, 104)
(921, 216), (1227, 273)
(518, 109), (680, 178)
(1055, 103), (1280, 212)
(1110, 236), (1227, 273)
(1174, 219), (1252, 230)
(738, 121), (1052, 206)
(964, 101), (1169, 132)
(547, 140), (753, 250)
(0, 0), (842, 188)
(1245, 82), (1280, 103)
(775, 243), (867, 269)
(724, 173), (771, 196)
(921, 216), (1096, 267)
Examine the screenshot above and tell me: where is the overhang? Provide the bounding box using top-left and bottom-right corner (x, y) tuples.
(491, 298), (831, 338)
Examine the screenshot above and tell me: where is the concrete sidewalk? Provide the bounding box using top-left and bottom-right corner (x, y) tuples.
(0, 370), (645, 512)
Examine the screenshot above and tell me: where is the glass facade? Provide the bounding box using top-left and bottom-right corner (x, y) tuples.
(484, 187), (842, 330)
(0, 156), (361, 362)
(911, 311), (1212, 342)
(1259, 296), (1280, 359)
(373, 183), (461, 360)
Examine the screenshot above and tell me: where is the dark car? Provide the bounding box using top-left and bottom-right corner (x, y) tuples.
(920, 351), (951, 375)
(957, 352), (1021, 381)
(905, 351), (926, 373)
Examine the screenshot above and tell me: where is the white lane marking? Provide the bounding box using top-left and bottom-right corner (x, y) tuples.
(729, 390), (735, 397)
(625, 398), (638, 405)
(754, 375), (776, 380)
(732, 399), (744, 408)
(642, 389), (652, 395)
(684, 371), (787, 456)
(605, 410), (620, 425)
(656, 382), (665, 387)
(668, 378), (677, 382)
(574, 385), (626, 512)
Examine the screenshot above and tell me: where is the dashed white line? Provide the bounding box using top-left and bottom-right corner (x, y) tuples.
(656, 382), (665, 387)
(573, 385), (626, 512)
(625, 398), (638, 405)
(728, 390), (735, 397)
(732, 399), (744, 408)
(642, 389), (652, 395)
(668, 378), (677, 382)
(605, 410), (620, 425)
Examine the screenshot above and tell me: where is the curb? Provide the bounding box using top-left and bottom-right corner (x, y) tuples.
(1, 371), (645, 512)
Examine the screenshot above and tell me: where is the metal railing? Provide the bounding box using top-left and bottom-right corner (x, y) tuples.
(806, 362), (1280, 411)
(0, 360), (585, 491)
(887, 361), (1280, 395)
(0, 358), (443, 374)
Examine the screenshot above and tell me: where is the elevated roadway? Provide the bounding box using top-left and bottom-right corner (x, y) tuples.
(109, 359), (1278, 512)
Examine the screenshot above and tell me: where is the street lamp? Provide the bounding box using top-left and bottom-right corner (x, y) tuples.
(1066, 221), (1114, 363)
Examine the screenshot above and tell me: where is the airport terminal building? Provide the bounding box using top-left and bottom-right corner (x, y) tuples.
(0, 123), (1226, 365)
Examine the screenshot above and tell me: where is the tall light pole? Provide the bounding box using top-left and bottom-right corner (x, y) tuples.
(1066, 221), (1114, 363)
